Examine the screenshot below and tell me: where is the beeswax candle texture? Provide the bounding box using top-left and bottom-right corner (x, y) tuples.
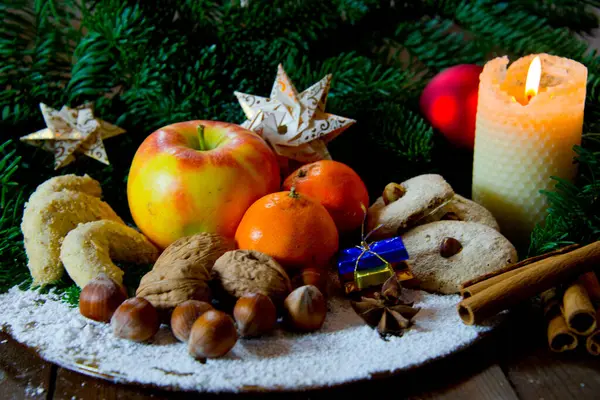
(472, 54), (587, 246)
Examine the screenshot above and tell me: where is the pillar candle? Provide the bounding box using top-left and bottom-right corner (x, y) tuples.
(472, 54), (587, 247)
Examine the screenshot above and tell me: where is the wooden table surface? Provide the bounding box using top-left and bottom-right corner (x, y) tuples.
(2, 306), (600, 400)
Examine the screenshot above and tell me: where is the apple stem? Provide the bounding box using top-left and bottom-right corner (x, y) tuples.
(197, 124), (207, 151)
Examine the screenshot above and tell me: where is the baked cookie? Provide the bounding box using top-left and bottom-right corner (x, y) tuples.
(21, 175), (125, 286)
(401, 221), (517, 294)
(61, 220), (160, 288)
(421, 194), (500, 231)
(367, 174), (454, 239)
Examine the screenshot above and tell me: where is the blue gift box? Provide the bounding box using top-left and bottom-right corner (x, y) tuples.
(337, 236), (410, 275)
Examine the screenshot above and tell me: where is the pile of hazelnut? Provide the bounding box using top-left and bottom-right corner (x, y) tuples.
(78, 267), (328, 362)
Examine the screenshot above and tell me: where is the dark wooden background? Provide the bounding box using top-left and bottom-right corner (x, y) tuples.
(2, 306), (600, 400)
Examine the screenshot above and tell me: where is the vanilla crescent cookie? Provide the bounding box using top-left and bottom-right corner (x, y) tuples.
(367, 174), (454, 239)
(21, 175), (125, 286)
(26, 174), (102, 204)
(421, 194), (500, 231)
(61, 220), (160, 288)
(401, 221), (518, 294)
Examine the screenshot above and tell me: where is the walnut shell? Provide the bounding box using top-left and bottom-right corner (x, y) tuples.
(136, 233), (235, 310)
(212, 250), (292, 305)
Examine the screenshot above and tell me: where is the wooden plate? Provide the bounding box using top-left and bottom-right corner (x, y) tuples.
(0, 287), (500, 393)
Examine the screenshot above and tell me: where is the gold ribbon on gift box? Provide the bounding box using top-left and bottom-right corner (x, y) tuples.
(353, 205), (396, 290)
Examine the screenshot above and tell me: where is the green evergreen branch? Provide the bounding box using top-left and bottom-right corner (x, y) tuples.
(529, 142), (600, 256)
(0, 1), (73, 126)
(392, 17), (484, 76)
(1, 0), (600, 300)
(516, 0), (600, 34)
(0, 140), (29, 293)
(368, 103), (434, 164)
(431, 0), (593, 61)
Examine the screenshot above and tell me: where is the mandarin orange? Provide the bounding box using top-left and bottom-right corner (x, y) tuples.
(235, 189), (339, 271)
(282, 160), (369, 233)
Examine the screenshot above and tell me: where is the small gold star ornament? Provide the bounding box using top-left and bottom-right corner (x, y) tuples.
(20, 103), (126, 169)
(235, 64), (356, 163)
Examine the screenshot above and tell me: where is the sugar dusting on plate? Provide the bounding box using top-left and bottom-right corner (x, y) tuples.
(0, 286), (493, 392)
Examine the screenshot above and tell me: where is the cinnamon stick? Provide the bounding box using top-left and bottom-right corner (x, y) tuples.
(578, 271), (600, 305)
(458, 241), (600, 325)
(461, 267), (530, 299)
(562, 280), (597, 336)
(542, 289), (578, 352)
(460, 243), (580, 289)
(586, 308), (600, 356)
(548, 315), (579, 352)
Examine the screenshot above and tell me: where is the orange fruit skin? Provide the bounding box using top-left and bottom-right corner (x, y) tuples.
(235, 191), (339, 271)
(282, 160), (369, 233)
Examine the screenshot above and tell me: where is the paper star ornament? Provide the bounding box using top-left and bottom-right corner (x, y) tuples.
(235, 64), (356, 162)
(20, 103), (126, 169)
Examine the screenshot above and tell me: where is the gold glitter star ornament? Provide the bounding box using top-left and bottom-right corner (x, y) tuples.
(235, 64), (356, 162)
(20, 103), (126, 169)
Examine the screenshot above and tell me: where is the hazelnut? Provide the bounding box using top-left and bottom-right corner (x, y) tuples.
(233, 294), (276, 337)
(189, 310), (238, 360)
(283, 285), (327, 332)
(111, 297), (160, 342)
(440, 237), (463, 258)
(382, 183), (406, 205)
(79, 273), (128, 323)
(171, 300), (213, 342)
(292, 268), (328, 295)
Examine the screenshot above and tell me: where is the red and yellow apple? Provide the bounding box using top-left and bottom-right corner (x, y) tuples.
(127, 120), (280, 249)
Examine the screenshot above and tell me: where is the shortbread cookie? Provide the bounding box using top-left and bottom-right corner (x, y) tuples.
(21, 174), (125, 286)
(61, 220), (160, 288)
(401, 221), (517, 294)
(26, 174), (102, 205)
(422, 194), (500, 231)
(367, 174), (454, 239)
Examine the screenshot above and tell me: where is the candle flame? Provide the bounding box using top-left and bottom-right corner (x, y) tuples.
(525, 56), (542, 102)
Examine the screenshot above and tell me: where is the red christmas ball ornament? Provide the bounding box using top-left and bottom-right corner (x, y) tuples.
(420, 64), (483, 150)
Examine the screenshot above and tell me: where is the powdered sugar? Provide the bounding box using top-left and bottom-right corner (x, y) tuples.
(0, 286), (494, 392)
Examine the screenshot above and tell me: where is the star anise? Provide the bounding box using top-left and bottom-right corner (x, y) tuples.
(380, 272), (402, 304)
(350, 275), (421, 339)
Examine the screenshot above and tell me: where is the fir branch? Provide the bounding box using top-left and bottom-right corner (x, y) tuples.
(393, 17), (484, 74)
(0, 140), (28, 293)
(59, 284), (81, 308)
(516, 0), (600, 34)
(334, 0), (383, 24)
(528, 214), (575, 255)
(0, 1), (75, 126)
(281, 52), (419, 117)
(118, 43), (223, 129)
(66, 32), (117, 104)
(528, 142), (600, 256)
(219, 0), (338, 45)
(3, 0), (600, 299)
(368, 103), (434, 164)
(431, 0), (593, 61)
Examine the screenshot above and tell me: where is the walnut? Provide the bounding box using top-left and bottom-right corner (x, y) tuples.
(211, 250), (292, 306)
(136, 233), (235, 310)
